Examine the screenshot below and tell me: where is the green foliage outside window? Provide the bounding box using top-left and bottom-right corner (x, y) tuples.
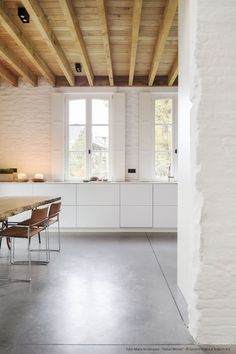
(155, 99), (173, 177)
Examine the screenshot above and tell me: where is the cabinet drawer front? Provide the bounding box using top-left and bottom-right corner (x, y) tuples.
(120, 206), (152, 227)
(33, 184), (76, 205)
(120, 184), (152, 205)
(153, 184), (177, 206)
(59, 206), (77, 228)
(153, 206), (177, 228)
(77, 206), (119, 228)
(0, 183), (33, 196)
(77, 184), (119, 205)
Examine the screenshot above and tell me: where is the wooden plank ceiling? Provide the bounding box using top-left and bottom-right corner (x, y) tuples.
(0, 0), (178, 87)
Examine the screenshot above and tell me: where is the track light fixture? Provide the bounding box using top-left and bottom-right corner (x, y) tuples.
(18, 7), (30, 23)
(75, 63), (82, 73)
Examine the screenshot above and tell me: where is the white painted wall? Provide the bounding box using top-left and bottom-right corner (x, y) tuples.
(178, 0), (236, 344)
(0, 80), (176, 181)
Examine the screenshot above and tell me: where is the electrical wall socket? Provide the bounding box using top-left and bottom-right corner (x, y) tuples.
(128, 169), (136, 173)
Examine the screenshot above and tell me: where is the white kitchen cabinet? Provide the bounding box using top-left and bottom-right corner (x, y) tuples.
(153, 183), (177, 206)
(120, 184), (152, 206)
(77, 184), (119, 205)
(153, 206), (177, 228)
(0, 183), (33, 196)
(33, 183), (76, 205)
(77, 206), (119, 228)
(59, 206), (77, 228)
(120, 206), (152, 227)
(0, 182), (178, 230)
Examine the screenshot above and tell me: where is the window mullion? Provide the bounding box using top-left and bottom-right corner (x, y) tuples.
(86, 98), (91, 179)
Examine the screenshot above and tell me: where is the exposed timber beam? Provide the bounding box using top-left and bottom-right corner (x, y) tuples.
(0, 39), (37, 86)
(96, 0), (114, 86)
(0, 0), (55, 85)
(148, 0), (178, 86)
(0, 62), (18, 86)
(21, 0), (74, 86)
(55, 75), (169, 87)
(168, 54), (178, 86)
(58, 0), (94, 86)
(129, 0), (142, 86)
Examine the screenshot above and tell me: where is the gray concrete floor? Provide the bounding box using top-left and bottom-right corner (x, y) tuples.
(0, 233), (230, 354)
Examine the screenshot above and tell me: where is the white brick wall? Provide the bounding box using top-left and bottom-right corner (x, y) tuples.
(0, 79), (53, 179)
(179, 0), (236, 344)
(0, 80), (176, 180)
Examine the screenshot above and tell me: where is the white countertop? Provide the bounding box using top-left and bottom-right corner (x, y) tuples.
(0, 180), (177, 184)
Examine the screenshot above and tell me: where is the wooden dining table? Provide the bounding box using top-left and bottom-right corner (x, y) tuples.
(0, 196), (61, 222)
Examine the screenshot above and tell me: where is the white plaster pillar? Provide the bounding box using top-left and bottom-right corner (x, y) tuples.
(178, 0), (236, 344)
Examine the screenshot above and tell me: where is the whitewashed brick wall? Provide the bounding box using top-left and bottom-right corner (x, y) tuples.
(0, 79), (53, 179)
(179, 0), (236, 344)
(0, 80), (175, 180)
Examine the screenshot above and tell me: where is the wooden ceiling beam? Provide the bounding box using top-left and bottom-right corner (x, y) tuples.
(168, 54), (178, 86)
(21, 0), (74, 86)
(129, 0), (142, 86)
(0, 39), (37, 86)
(96, 0), (114, 86)
(148, 0), (178, 86)
(55, 75), (169, 87)
(0, 62), (18, 87)
(58, 0), (94, 86)
(0, 0), (55, 86)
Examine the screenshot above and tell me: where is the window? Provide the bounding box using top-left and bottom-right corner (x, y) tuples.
(154, 96), (177, 178)
(66, 96), (110, 180)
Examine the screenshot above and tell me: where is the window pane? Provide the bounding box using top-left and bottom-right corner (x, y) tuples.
(92, 126), (108, 150)
(69, 152), (86, 178)
(92, 99), (109, 124)
(69, 126), (86, 151)
(155, 99), (172, 124)
(155, 151), (171, 177)
(69, 99), (86, 124)
(91, 152), (109, 178)
(155, 125), (172, 151)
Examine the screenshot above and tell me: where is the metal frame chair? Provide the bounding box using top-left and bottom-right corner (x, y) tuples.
(0, 207), (49, 282)
(20, 202), (61, 252)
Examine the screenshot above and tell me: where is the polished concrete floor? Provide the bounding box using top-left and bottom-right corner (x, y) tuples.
(0, 233), (227, 354)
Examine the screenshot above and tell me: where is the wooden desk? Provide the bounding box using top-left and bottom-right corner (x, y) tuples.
(0, 196), (61, 222)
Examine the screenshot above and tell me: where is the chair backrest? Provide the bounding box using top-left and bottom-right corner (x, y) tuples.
(49, 202), (61, 219)
(30, 206), (49, 226)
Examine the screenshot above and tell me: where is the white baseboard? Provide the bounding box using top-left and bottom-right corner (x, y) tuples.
(49, 228), (177, 233)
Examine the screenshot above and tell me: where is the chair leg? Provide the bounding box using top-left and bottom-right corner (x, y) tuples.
(57, 218), (61, 252)
(45, 228), (50, 262)
(6, 237), (11, 250)
(28, 238), (31, 282)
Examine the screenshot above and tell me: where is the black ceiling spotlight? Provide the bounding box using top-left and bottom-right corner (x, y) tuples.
(18, 7), (30, 23)
(75, 63), (82, 73)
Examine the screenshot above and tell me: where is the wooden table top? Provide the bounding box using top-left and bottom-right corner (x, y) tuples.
(0, 196), (61, 221)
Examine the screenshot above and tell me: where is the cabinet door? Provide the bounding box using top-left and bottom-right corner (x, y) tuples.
(0, 183), (33, 196)
(77, 184), (119, 205)
(59, 206), (77, 228)
(33, 183), (76, 205)
(77, 206), (119, 228)
(120, 206), (152, 227)
(153, 184), (177, 206)
(120, 184), (152, 205)
(153, 206), (177, 228)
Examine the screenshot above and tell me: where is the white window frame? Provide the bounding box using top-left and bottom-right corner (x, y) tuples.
(151, 93), (178, 180)
(64, 94), (112, 181)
